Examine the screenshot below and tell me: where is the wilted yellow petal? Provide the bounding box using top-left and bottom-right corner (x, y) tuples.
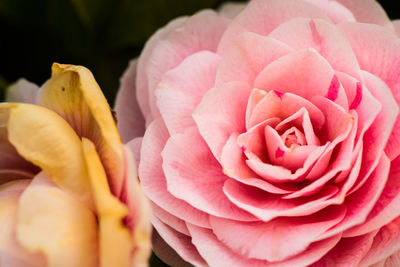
(82, 138), (133, 267)
(39, 63), (124, 196)
(0, 180), (45, 266)
(1, 103), (94, 209)
(16, 173), (99, 267)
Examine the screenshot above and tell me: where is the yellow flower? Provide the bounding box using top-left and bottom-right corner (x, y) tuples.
(0, 63), (151, 267)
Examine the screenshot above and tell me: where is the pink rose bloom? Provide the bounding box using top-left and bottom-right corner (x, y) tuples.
(116, 0), (400, 266)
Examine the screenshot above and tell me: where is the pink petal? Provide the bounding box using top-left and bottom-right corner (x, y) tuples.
(248, 89), (325, 131)
(218, 2), (246, 18)
(152, 202), (189, 235)
(269, 17), (360, 82)
(152, 216), (206, 267)
(144, 10), (230, 121)
(221, 133), (298, 195)
(344, 155), (400, 237)
(209, 205), (346, 262)
(311, 231), (377, 267)
(187, 223), (342, 267)
(162, 126), (255, 221)
(339, 22), (400, 159)
(136, 16), (187, 124)
(215, 33), (293, 88)
(137, 119), (210, 228)
(193, 81), (251, 161)
(217, 0), (330, 53)
(334, 0), (394, 30)
(156, 51), (220, 135)
(359, 217), (400, 266)
(318, 154), (390, 240)
(223, 179), (338, 222)
(393, 20), (400, 37)
(254, 49), (346, 108)
(115, 59), (145, 143)
(303, 0), (356, 23)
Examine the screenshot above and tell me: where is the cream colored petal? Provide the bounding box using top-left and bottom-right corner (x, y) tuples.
(16, 173), (98, 267)
(82, 138), (133, 267)
(1, 103), (94, 209)
(0, 180), (45, 267)
(123, 145), (152, 267)
(39, 63), (124, 196)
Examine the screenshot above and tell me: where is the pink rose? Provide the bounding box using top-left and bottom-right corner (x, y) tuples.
(116, 0), (400, 266)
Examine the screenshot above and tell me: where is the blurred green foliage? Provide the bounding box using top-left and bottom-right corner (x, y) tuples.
(0, 0), (232, 104)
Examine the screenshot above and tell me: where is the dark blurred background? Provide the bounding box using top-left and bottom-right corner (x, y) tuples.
(0, 0), (398, 266)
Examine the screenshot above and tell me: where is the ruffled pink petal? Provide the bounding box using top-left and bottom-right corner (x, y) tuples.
(247, 90), (325, 131)
(209, 205), (346, 262)
(187, 223), (342, 267)
(218, 2), (246, 18)
(359, 217), (400, 266)
(339, 22), (400, 159)
(152, 230), (196, 267)
(379, 249), (400, 267)
(152, 216), (206, 267)
(193, 81), (251, 161)
(156, 51), (220, 135)
(254, 49), (347, 108)
(162, 126), (255, 221)
(223, 179), (338, 222)
(126, 137), (142, 168)
(393, 20), (400, 37)
(136, 16), (187, 124)
(115, 59), (146, 143)
(310, 231), (377, 267)
(343, 155), (400, 237)
(318, 154), (390, 240)
(334, 0), (394, 30)
(303, 0), (356, 23)
(144, 10), (230, 121)
(269, 17), (360, 83)
(217, 0), (330, 53)
(137, 119), (210, 228)
(264, 125), (320, 171)
(221, 133), (298, 194)
(215, 33), (293, 88)
(152, 202), (189, 235)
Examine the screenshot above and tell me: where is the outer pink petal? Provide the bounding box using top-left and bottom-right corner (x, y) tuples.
(187, 223), (342, 267)
(269, 17), (361, 82)
(254, 49), (347, 108)
(162, 126), (255, 221)
(338, 22), (400, 159)
(217, 0), (330, 53)
(6, 79), (39, 104)
(359, 217), (400, 266)
(218, 2), (246, 18)
(318, 154), (390, 240)
(145, 10), (230, 121)
(223, 179), (338, 222)
(156, 51), (220, 135)
(209, 205), (345, 262)
(215, 33), (293, 88)
(136, 16), (187, 124)
(311, 231), (377, 267)
(152, 216), (206, 267)
(334, 0), (394, 30)
(393, 20), (400, 37)
(193, 81), (251, 161)
(344, 155), (400, 237)
(115, 59), (146, 143)
(137, 119), (210, 228)
(303, 0), (356, 23)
